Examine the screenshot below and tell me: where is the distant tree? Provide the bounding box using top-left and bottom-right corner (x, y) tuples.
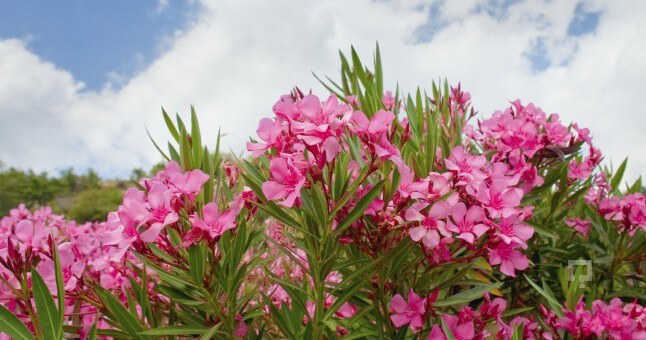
(66, 187), (122, 222)
(0, 167), (65, 216)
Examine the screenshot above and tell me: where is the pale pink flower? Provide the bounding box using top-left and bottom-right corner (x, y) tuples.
(262, 157), (307, 207)
(565, 218), (592, 238)
(390, 290), (426, 331)
(488, 241), (529, 277)
(445, 202), (488, 244)
(407, 202), (451, 249)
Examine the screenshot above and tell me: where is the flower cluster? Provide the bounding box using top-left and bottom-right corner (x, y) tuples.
(540, 298), (646, 339)
(0, 205), (142, 338)
(399, 145), (535, 276)
(390, 290), (548, 339)
(99, 161), (239, 259)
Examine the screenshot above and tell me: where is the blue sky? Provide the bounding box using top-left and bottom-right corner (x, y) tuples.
(0, 0), (643, 181)
(0, 1), (601, 91)
(0, 0), (197, 90)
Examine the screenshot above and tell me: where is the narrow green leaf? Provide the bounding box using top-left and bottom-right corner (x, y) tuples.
(140, 325), (209, 336)
(0, 304), (33, 340)
(611, 158), (627, 192)
(434, 283), (501, 307)
(189, 244), (205, 285)
(31, 269), (61, 339)
(51, 241), (65, 329)
(162, 108), (180, 142)
(95, 286), (145, 339)
(146, 128), (171, 161)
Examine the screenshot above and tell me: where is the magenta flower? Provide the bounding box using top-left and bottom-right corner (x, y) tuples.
(488, 241), (529, 277)
(262, 157), (307, 207)
(36, 242), (85, 293)
(139, 183), (179, 242)
(494, 214), (534, 246)
(182, 203), (236, 246)
(407, 202), (451, 249)
(246, 117), (287, 157)
(445, 202), (488, 244)
(382, 91), (395, 110)
(350, 109), (395, 136)
(565, 218), (592, 238)
(14, 219), (48, 251)
(428, 314), (475, 340)
(445, 146), (487, 183)
(476, 180), (523, 219)
(390, 290), (426, 331)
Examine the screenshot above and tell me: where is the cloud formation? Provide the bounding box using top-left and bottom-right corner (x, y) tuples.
(0, 0), (644, 182)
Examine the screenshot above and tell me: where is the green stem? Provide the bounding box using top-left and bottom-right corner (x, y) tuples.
(312, 274), (326, 340)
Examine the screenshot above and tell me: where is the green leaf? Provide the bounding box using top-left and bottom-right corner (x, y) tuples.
(146, 128), (171, 161)
(434, 283), (501, 307)
(188, 244), (205, 285)
(501, 306), (534, 318)
(95, 286), (146, 339)
(51, 242), (65, 328)
(611, 158), (627, 193)
(140, 325), (210, 336)
(31, 269), (62, 339)
(190, 105), (203, 168)
(524, 275), (563, 317)
(0, 304), (33, 340)
(162, 108), (180, 142)
(88, 315), (98, 340)
(199, 324), (226, 340)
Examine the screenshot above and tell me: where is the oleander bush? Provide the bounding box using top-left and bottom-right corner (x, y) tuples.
(1, 46), (644, 339)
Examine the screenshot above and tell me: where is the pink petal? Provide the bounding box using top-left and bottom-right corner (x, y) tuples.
(513, 224), (534, 241)
(256, 118), (275, 141)
(405, 208), (425, 222)
(500, 260), (516, 277)
(14, 220), (34, 242)
(139, 223), (164, 242)
(300, 95), (321, 119)
(451, 202), (467, 223)
(409, 226), (426, 242)
(262, 181), (287, 200)
(390, 294), (407, 313)
(368, 110), (395, 134)
(429, 202), (450, 219)
(390, 314), (411, 328)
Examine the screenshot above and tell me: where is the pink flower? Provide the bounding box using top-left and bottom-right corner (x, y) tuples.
(14, 219), (49, 251)
(445, 203), (488, 244)
(390, 290), (426, 331)
(382, 91), (395, 110)
(182, 203), (236, 247)
(246, 118), (287, 157)
(488, 241), (529, 277)
(565, 218), (592, 238)
(476, 180), (523, 219)
(234, 314), (248, 337)
(262, 157), (307, 207)
(407, 202), (451, 249)
(568, 160), (593, 181)
(445, 146), (487, 184)
(428, 314), (475, 340)
(350, 109), (395, 136)
(494, 214), (534, 246)
(168, 168), (210, 200)
(36, 243), (85, 293)
(139, 183), (179, 242)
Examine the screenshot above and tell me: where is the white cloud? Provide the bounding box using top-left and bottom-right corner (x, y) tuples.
(0, 0), (644, 183)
